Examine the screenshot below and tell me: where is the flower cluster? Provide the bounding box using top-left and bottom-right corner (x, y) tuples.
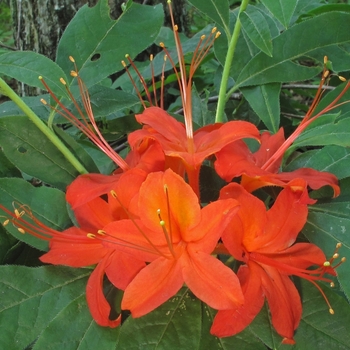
(1, 3), (348, 345)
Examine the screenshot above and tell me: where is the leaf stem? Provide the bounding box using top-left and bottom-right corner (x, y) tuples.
(0, 77), (88, 175)
(215, 0), (250, 123)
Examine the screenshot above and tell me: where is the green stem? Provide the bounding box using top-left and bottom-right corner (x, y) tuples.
(0, 77), (88, 175)
(215, 0), (250, 123)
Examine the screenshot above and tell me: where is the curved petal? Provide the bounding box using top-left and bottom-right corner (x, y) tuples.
(182, 250), (244, 310)
(121, 257), (183, 317)
(66, 173), (121, 209)
(260, 264), (302, 343)
(73, 197), (114, 232)
(40, 227), (107, 267)
(190, 198), (239, 250)
(138, 169), (201, 238)
(86, 254), (121, 327)
(210, 263), (264, 337)
(255, 181), (309, 253)
(276, 168), (340, 197)
(105, 252), (146, 290)
(133, 107), (187, 147)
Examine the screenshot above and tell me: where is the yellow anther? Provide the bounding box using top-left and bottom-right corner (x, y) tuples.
(150, 54), (154, 61)
(324, 56), (328, 64)
(341, 257), (346, 262)
(339, 76), (347, 82)
(164, 55), (167, 61)
(174, 24), (178, 31)
(97, 230), (106, 236)
(87, 233), (96, 239)
(69, 56), (75, 62)
(211, 27), (217, 34)
(38, 75), (43, 80)
(70, 71), (78, 77)
(2, 219), (9, 226)
(323, 261), (331, 267)
(14, 209), (22, 218)
(40, 98), (47, 105)
(160, 220), (165, 226)
(125, 54), (130, 58)
(329, 308), (335, 315)
(215, 32), (221, 39)
(60, 78), (67, 85)
(160, 42), (165, 48)
(333, 253), (339, 259)
(157, 209), (161, 214)
(323, 70), (330, 78)
(336, 243), (342, 248)
(121, 60), (127, 67)
(18, 228), (25, 234)
(201, 35), (206, 40)
(110, 190), (117, 198)
(330, 282), (335, 288)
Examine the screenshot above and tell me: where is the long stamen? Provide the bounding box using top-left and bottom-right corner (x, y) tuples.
(261, 57), (350, 172)
(252, 243), (345, 314)
(39, 57), (130, 172)
(157, 208), (176, 258)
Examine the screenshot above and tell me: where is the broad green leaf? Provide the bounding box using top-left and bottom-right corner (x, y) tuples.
(187, 0), (230, 37)
(0, 116), (79, 189)
(236, 12), (350, 88)
(0, 95), (50, 121)
(292, 114), (350, 149)
(241, 83), (281, 132)
(0, 177), (71, 251)
(0, 266), (90, 350)
(32, 295), (119, 350)
(0, 224), (17, 264)
(278, 279), (350, 350)
(0, 150), (21, 177)
(240, 6), (273, 56)
(261, 0), (298, 28)
(53, 126), (100, 173)
(56, 1), (164, 88)
(0, 51), (69, 99)
(303, 177), (350, 300)
(285, 145), (350, 180)
(117, 288), (202, 349)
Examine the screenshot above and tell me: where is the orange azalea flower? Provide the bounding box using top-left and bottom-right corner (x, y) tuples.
(210, 180), (341, 343)
(0, 173), (148, 327)
(215, 128), (340, 196)
(99, 169), (244, 317)
(129, 107), (259, 196)
(215, 58), (350, 196)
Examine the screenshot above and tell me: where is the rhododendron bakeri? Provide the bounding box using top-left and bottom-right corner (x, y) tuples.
(211, 180), (341, 343)
(101, 169), (244, 317)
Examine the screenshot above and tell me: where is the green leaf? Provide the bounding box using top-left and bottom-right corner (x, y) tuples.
(303, 177), (350, 301)
(117, 288), (202, 349)
(0, 266), (90, 350)
(0, 116), (79, 189)
(0, 177), (71, 251)
(285, 145), (350, 180)
(0, 51), (69, 98)
(236, 12), (350, 88)
(187, 0), (230, 37)
(292, 114), (350, 149)
(32, 295), (119, 350)
(261, 0), (298, 28)
(0, 224), (17, 264)
(241, 83), (281, 132)
(53, 126), (100, 173)
(278, 279), (350, 350)
(56, 1), (164, 88)
(240, 6), (273, 57)
(0, 150), (21, 177)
